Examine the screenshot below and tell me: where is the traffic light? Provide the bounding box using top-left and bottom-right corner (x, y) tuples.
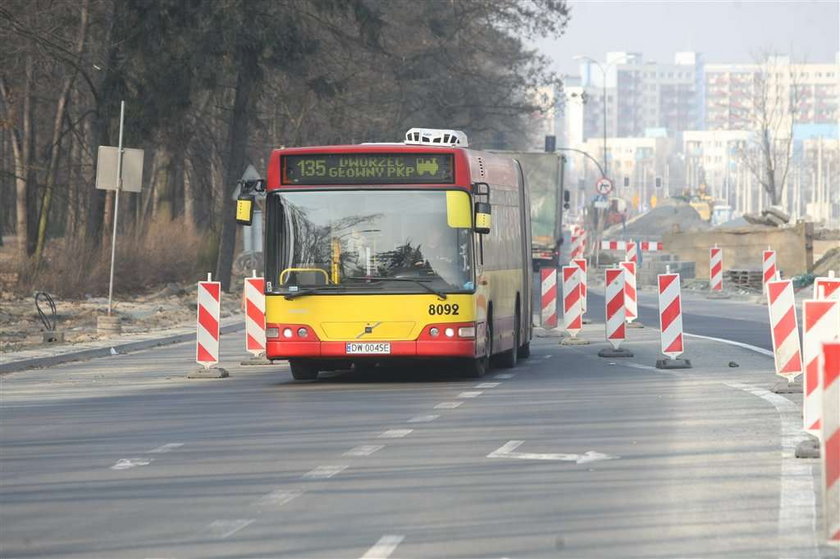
(544, 135), (556, 153)
(655, 176), (662, 188)
(623, 176), (630, 188)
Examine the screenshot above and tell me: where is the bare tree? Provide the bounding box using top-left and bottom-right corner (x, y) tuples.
(739, 53), (799, 208)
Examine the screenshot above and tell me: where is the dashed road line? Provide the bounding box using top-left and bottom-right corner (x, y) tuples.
(684, 332), (774, 357)
(148, 443), (184, 454)
(110, 458), (153, 470)
(475, 382), (500, 389)
(204, 519), (254, 539)
(434, 401), (463, 409)
(543, 354), (553, 359)
(344, 445), (385, 457)
(302, 465), (348, 479)
(252, 490), (303, 509)
(359, 534), (405, 558)
(457, 391), (483, 398)
(407, 414), (439, 423)
(494, 373), (515, 379)
(378, 429), (413, 439)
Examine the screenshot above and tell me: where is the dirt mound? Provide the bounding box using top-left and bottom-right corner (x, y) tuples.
(605, 201), (710, 239)
(813, 247), (840, 276)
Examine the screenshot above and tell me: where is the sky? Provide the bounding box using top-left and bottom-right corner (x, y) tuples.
(536, 0), (840, 76)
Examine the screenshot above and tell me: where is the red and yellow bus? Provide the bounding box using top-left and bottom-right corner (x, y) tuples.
(252, 128), (532, 379)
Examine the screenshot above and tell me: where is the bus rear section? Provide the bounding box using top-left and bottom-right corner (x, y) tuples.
(256, 128), (531, 380)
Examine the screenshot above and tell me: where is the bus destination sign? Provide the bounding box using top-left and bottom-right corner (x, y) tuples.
(282, 153), (454, 185)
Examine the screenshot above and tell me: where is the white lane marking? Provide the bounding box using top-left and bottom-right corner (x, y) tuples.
(475, 382), (500, 389)
(148, 443), (184, 454)
(344, 445), (384, 457)
(457, 391), (483, 398)
(378, 429), (413, 439)
(684, 332), (774, 358)
(359, 534), (405, 558)
(252, 490), (302, 509)
(204, 519), (254, 539)
(724, 382), (818, 558)
(303, 465), (348, 479)
(110, 458), (153, 470)
(407, 414), (439, 423)
(487, 440), (618, 464)
(494, 373), (515, 379)
(543, 354), (552, 359)
(434, 401), (462, 409)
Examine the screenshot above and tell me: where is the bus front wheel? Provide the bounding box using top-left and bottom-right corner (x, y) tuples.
(289, 359), (319, 381)
(464, 319), (491, 378)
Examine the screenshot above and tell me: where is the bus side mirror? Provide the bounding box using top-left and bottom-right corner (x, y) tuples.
(236, 195), (255, 226)
(474, 202), (491, 234)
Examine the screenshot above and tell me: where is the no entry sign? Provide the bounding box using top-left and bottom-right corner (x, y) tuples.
(595, 177), (613, 195)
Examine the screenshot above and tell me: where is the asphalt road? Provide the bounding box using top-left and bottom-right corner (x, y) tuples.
(0, 297), (833, 558)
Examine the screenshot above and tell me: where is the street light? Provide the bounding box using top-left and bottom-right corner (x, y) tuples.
(573, 54), (629, 180)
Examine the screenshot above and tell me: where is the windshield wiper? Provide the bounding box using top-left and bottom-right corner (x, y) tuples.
(283, 285), (345, 300)
(349, 276), (448, 300)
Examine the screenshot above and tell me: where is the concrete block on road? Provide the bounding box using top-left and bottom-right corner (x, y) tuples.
(627, 321), (644, 329)
(770, 377), (802, 394)
(560, 337), (590, 346)
(240, 355), (274, 366)
(656, 358), (692, 369)
(188, 367), (229, 379)
(598, 347), (634, 358)
(794, 437), (820, 459)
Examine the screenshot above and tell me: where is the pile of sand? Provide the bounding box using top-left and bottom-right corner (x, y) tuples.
(604, 201), (711, 239)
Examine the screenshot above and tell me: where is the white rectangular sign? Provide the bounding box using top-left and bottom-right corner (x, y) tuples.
(96, 146), (144, 192)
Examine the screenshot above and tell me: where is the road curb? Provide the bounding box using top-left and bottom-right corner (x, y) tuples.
(0, 321), (245, 375)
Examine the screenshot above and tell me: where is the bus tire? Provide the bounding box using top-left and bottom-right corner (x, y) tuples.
(289, 359), (319, 381)
(517, 341), (531, 359)
(498, 306), (519, 369)
(464, 317), (491, 378)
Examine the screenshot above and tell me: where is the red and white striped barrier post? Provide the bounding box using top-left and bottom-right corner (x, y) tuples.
(625, 241), (638, 264)
(241, 274), (272, 365)
(656, 273), (691, 368)
(766, 279), (803, 386)
(619, 261), (640, 327)
(578, 229), (587, 258)
(570, 233), (582, 260)
(820, 341), (840, 546)
(190, 273), (228, 378)
(639, 241), (663, 252)
(573, 258), (587, 316)
(560, 265), (588, 345)
(815, 271), (840, 300)
(710, 245), (723, 292)
(598, 268), (633, 358)
(802, 300), (840, 440)
(540, 267), (558, 329)
(763, 248), (777, 294)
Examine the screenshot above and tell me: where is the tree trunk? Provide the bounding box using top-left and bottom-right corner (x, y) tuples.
(215, 24), (260, 292)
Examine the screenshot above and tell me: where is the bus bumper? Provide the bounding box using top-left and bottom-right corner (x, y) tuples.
(266, 339), (476, 359)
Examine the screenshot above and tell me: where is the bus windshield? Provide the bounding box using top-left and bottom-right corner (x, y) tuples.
(266, 190), (474, 294)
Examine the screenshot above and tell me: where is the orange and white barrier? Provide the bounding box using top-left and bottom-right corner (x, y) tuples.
(657, 273), (685, 358)
(766, 279), (803, 381)
(196, 274), (221, 369)
(625, 241), (638, 264)
(803, 300), (840, 437)
(710, 246), (723, 291)
(815, 272), (840, 300)
(605, 268), (626, 350)
(639, 241), (663, 251)
(540, 267), (558, 329)
(763, 249), (777, 293)
(244, 275), (266, 357)
(573, 258), (587, 314)
(820, 341), (840, 546)
(601, 240), (627, 251)
(562, 265), (582, 337)
(620, 261), (638, 323)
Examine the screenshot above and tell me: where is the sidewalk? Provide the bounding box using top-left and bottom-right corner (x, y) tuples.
(0, 316), (244, 375)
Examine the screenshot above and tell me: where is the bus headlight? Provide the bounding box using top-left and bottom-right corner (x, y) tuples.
(444, 328), (455, 338)
(283, 328), (294, 338)
(266, 327), (280, 339)
(297, 327), (308, 337)
(429, 327), (440, 337)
